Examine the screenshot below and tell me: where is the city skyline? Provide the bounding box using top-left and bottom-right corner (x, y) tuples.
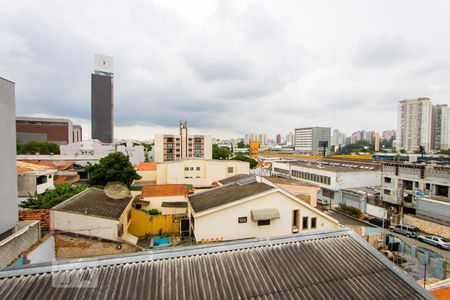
(1, 1), (450, 139)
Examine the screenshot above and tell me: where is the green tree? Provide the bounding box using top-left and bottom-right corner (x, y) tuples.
(19, 184), (88, 209)
(232, 154), (257, 169)
(212, 144), (230, 160)
(17, 140), (60, 155)
(85, 152), (141, 187)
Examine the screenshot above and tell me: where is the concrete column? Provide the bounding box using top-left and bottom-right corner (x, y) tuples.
(411, 245), (416, 257)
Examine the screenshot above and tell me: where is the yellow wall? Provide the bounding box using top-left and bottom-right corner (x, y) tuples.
(127, 209), (185, 237)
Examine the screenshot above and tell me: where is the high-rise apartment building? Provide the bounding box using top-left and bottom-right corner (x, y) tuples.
(397, 98), (432, 152)
(331, 129), (346, 146)
(154, 121), (212, 163)
(431, 104), (449, 151)
(285, 132), (294, 146)
(245, 133), (267, 146)
(382, 129), (396, 141)
(276, 134), (282, 144)
(294, 127), (331, 155)
(16, 116), (82, 145)
(91, 54), (114, 143)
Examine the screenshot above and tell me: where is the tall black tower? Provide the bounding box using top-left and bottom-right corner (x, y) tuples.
(91, 54), (114, 143)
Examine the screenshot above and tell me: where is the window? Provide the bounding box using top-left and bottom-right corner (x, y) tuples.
(384, 177), (392, 183)
(190, 167), (194, 171)
(196, 167), (200, 171)
(238, 217), (247, 223)
(184, 167), (189, 171)
(311, 217), (317, 229)
(127, 210), (132, 222)
(36, 175), (47, 185)
(302, 217), (309, 230)
(258, 220), (270, 226)
(425, 183), (431, 190)
(292, 210), (299, 233)
(383, 189), (391, 195)
(228, 167), (234, 173)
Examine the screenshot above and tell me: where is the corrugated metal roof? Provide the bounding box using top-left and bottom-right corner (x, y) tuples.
(0, 229), (431, 300)
(188, 182), (274, 213)
(217, 174), (254, 185)
(52, 188), (132, 220)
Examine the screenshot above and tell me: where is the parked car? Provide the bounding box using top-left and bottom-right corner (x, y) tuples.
(417, 235), (450, 250)
(389, 224), (420, 238)
(368, 217), (391, 228)
(317, 198), (329, 206)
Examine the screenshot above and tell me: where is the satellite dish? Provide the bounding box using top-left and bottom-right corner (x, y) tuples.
(104, 182), (131, 199)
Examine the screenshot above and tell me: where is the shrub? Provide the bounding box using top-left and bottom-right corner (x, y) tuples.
(19, 184), (88, 209)
(336, 203), (362, 219)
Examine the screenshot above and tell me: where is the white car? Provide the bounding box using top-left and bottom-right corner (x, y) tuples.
(317, 199), (329, 206)
(417, 235), (450, 250)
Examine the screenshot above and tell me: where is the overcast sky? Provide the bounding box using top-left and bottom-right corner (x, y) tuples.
(1, 0), (450, 140)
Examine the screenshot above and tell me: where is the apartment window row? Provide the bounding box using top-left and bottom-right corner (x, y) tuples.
(292, 210), (317, 231)
(291, 170), (331, 185)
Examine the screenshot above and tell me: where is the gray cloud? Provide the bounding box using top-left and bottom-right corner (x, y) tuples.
(1, 0), (450, 139)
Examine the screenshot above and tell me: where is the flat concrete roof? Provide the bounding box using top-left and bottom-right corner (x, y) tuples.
(282, 160), (380, 173)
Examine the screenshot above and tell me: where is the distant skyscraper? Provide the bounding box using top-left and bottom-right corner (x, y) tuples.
(382, 129), (396, 141)
(276, 134), (281, 144)
(245, 133), (268, 146)
(431, 104), (449, 151)
(286, 132), (294, 146)
(397, 98), (432, 152)
(91, 54), (114, 143)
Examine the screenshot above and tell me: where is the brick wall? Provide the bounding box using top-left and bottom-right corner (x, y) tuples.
(404, 214), (450, 239)
(19, 209), (50, 230)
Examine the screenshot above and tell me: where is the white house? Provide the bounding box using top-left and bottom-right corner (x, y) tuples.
(51, 188), (138, 245)
(157, 159), (250, 187)
(16, 161), (57, 197)
(187, 176), (340, 242)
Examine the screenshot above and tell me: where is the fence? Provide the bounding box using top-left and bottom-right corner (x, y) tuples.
(127, 209), (186, 237)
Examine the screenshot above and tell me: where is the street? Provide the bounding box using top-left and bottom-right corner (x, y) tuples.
(325, 210), (450, 261)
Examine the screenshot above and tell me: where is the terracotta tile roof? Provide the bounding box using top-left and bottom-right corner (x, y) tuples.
(25, 160), (76, 171)
(18, 209), (50, 230)
(16, 161), (54, 173)
(188, 182), (275, 213)
(52, 188), (132, 220)
(136, 162), (157, 171)
(142, 184), (188, 198)
(54, 175), (80, 185)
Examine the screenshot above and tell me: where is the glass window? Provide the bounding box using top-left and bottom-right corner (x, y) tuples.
(238, 217), (247, 223)
(311, 217), (317, 229)
(302, 217), (309, 230)
(228, 167), (234, 173)
(258, 220), (270, 226)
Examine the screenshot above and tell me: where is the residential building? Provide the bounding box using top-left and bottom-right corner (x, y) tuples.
(382, 129), (396, 141)
(272, 160), (381, 204)
(294, 127), (331, 155)
(16, 116), (82, 145)
(275, 134), (281, 144)
(154, 121), (212, 163)
(331, 129), (346, 147)
(134, 162), (157, 185)
(16, 161), (57, 197)
(0, 77), (40, 269)
(339, 187), (383, 217)
(285, 132), (294, 146)
(0, 228), (434, 299)
(156, 159), (250, 187)
(431, 104), (449, 151)
(397, 98), (433, 152)
(245, 133), (268, 146)
(381, 162), (450, 215)
(60, 139), (145, 165)
(51, 188), (137, 245)
(187, 176), (340, 242)
(91, 54), (114, 143)
(139, 184), (188, 215)
(375, 132), (380, 151)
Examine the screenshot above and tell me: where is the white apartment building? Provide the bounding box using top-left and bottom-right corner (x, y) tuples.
(245, 133), (268, 146)
(272, 160), (381, 204)
(294, 127), (331, 155)
(285, 132), (294, 146)
(157, 159), (250, 187)
(397, 98), (433, 152)
(154, 122), (212, 163)
(60, 139), (145, 165)
(431, 104), (449, 151)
